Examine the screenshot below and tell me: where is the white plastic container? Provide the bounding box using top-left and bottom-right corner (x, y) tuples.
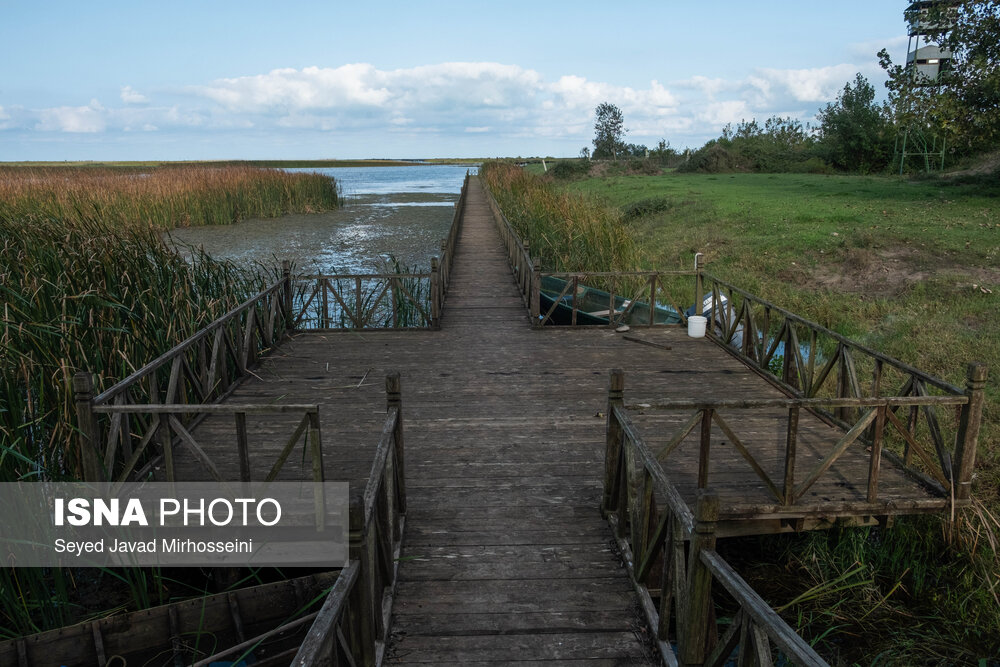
(687, 315), (707, 338)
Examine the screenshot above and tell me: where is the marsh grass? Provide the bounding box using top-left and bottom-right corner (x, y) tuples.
(480, 161), (641, 277)
(0, 164), (340, 229)
(0, 165), (339, 637)
(556, 169), (1000, 664)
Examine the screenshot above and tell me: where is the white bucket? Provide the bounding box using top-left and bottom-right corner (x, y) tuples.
(687, 315), (707, 338)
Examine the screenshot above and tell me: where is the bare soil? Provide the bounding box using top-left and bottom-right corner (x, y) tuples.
(809, 245), (1000, 296)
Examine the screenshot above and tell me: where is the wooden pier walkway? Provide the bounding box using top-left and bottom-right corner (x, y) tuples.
(154, 176), (961, 665)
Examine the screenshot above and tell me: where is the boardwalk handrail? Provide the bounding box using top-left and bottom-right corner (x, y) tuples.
(294, 373), (407, 667)
(698, 271), (987, 501)
(74, 279), (291, 481)
(538, 269), (699, 327)
(602, 369), (830, 666)
(91, 402), (322, 485)
(293, 272), (435, 330)
(626, 394), (969, 512)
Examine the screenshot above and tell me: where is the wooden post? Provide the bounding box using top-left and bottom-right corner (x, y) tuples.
(430, 257), (440, 330)
(681, 490), (719, 666)
(694, 253), (704, 316)
(783, 406), (799, 505)
(235, 411), (251, 482)
(349, 503), (377, 667)
(602, 369), (625, 516)
(697, 409), (713, 489)
(867, 405), (886, 503)
(954, 362), (987, 501)
(72, 372), (105, 482)
(530, 258), (541, 327)
(281, 260), (293, 330)
(386, 373), (406, 514)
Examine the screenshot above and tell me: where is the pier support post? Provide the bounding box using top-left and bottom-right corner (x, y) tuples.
(602, 369), (625, 517)
(954, 362), (987, 501)
(72, 372), (105, 482)
(681, 490), (719, 666)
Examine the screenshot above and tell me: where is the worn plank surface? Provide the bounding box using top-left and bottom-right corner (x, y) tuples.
(162, 177), (944, 664)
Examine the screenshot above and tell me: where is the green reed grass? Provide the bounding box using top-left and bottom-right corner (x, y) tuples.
(0, 165), (340, 637)
(480, 161), (640, 274)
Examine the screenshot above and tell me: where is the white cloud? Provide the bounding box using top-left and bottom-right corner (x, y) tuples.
(753, 64), (862, 103)
(120, 86), (149, 104)
(12, 58), (883, 153)
(36, 99), (106, 133)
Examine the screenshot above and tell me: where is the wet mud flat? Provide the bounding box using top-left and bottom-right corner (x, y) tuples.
(167, 192), (456, 274)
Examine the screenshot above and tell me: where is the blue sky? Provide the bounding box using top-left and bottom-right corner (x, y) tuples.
(0, 1), (911, 161)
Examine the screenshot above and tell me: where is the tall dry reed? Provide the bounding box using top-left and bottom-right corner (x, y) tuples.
(0, 165), (340, 229)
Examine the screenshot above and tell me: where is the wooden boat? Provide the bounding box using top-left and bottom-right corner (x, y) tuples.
(538, 275), (682, 326)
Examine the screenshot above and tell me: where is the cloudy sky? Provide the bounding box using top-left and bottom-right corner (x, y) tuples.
(1, 1), (911, 161)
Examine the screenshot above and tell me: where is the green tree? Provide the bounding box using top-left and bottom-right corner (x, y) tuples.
(879, 0), (1000, 154)
(592, 102), (626, 160)
(816, 73), (893, 173)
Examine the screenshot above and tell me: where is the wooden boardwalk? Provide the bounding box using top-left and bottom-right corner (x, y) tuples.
(166, 177), (946, 664)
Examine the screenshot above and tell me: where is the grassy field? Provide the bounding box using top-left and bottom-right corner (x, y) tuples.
(536, 165), (1000, 664)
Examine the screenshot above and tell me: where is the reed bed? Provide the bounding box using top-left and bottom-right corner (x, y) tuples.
(480, 161), (640, 274)
(0, 165), (340, 636)
(0, 164), (340, 229)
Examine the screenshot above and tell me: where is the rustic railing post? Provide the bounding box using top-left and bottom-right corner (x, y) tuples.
(72, 372), (106, 482)
(430, 257), (441, 330)
(954, 362), (987, 501)
(349, 503), (377, 667)
(602, 369), (625, 516)
(530, 258), (541, 327)
(281, 260), (293, 330)
(694, 252), (704, 316)
(783, 406), (799, 505)
(386, 372), (406, 513)
(681, 490), (719, 666)
(697, 409), (713, 489)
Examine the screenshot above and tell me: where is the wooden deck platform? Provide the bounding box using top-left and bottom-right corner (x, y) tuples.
(162, 177), (946, 664)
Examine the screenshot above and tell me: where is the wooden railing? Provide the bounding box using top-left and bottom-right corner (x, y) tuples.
(699, 272), (987, 501)
(482, 177), (538, 317)
(291, 171), (469, 331)
(628, 394), (973, 513)
(536, 270), (697, 327)
(602, 369), (829, 666)
(74, 279), (292, 482)
(294, 373), (407, 667)
(293, 272), (436, 330)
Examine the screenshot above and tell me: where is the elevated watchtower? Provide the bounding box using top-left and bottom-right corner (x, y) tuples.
(896, 0), (959, 172)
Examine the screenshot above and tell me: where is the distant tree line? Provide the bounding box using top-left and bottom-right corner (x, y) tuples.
(584, 0), (997, 175)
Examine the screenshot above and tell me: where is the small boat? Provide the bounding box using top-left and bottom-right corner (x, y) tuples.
(538, 275), (682, 326)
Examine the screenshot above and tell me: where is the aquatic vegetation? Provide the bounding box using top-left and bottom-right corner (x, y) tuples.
(0, 164), (340, 229)
(479, 160), (639, 274)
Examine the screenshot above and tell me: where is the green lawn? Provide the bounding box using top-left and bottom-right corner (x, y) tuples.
(544, 166), (1000, 663)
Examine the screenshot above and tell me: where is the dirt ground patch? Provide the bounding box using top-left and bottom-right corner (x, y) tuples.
(810, 246), (1000, 296)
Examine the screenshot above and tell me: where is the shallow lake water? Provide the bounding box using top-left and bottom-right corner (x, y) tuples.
(168, 164), (475, 274)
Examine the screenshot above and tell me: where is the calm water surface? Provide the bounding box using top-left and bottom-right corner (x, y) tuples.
(168, 164), (476, 274)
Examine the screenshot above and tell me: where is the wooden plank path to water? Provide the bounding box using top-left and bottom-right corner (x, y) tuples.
(166, 177), (944, 664)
